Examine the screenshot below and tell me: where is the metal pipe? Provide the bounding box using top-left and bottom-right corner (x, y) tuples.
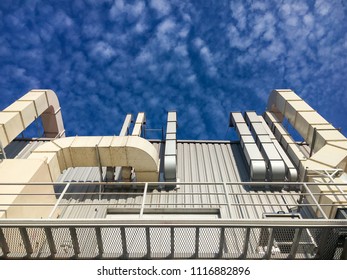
(0, 218), (346, 227)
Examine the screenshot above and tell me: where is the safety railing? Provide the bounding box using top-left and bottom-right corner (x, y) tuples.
(0, 181), (346, 259)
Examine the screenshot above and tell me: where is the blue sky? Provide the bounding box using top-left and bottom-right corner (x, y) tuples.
(0, 0), (346, 140)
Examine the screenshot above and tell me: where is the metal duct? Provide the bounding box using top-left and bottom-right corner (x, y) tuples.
(264, 111), (307, 170)
(119, 114), (133, 181)
(132, 112), (146, 137)
(230, 112), (266, 181)
(27, 136), (160, 182)
(164, 112), (177, 181)
(244, 112), (286, 181)
(0, 89), (65, 148)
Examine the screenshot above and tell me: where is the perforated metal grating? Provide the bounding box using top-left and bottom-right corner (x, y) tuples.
(0, 224), (345, 259)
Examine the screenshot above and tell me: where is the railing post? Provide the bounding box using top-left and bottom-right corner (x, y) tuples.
(95, 227), (104, 258)
(0, 228), (9, 257)
(265, 228), (275, 259)
(218, 227), (225, 258)
(69, 227), (80, 257)
(49, 182), (71, 218)
(19, 228), (33, 257)
(194, 227), (200, 258)
(341, 236), (347, 260)
(120, 227), (128, 259)
(170, 227), (175, 259)
(241, 228), (251, 259)
(44, 227), (57, 258)
(288, 228), (303, 259)
(146, 227), (151, 259)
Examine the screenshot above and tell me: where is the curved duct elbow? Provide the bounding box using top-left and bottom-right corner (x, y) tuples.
(28, 136), (160, 182)
(0, 89), (65, 148)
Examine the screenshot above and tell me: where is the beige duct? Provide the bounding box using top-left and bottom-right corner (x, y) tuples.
(0, 91), (160, 219)
(27, 136), (160, 182)
(267, 89), (347, 218)
(267, 89), (347, 172)
(0, 89), (65, 147)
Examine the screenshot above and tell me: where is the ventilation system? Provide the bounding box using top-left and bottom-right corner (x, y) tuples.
(164, 111), (177, 182)
(230, 112), (266, 181)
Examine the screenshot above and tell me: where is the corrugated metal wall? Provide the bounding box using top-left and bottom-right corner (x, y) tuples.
(4, 139), (302, 220)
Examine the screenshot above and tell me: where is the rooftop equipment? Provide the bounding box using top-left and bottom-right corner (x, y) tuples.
(244, 111), (285, 181)
(164, 111), (177, 182)
(230, 112), (266, 181)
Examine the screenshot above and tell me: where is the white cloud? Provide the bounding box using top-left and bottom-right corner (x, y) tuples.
(90, 41), (116, 59)
(150, 0), (171, 16)
(315, 0), (331, 16)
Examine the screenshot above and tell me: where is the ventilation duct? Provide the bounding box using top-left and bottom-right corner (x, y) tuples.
(244, 112), (285, 181)
(0, 90), (65, 148)
(164, 112), (177, 181)
(230, 112), (266, 181)
(27, 136), (160, 182)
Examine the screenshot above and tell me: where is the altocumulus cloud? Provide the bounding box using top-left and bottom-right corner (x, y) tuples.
(0, 0), (346, 139)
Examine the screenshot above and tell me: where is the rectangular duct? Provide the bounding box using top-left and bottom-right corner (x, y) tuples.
(164, 112), (177, 181)
(230, 112), (266, 181)
(244, 112), (286, 181)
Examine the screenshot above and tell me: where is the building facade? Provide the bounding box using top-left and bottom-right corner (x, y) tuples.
(0, 89), (346, 259)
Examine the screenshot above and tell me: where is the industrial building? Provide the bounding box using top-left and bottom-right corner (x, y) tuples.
(0, 89), (346, 259)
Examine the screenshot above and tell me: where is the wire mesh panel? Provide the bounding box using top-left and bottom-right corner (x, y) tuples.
(173, 227), (196, 258)
(2, 228), (26, 258)
(100, 227), (123, 259)
(76, 228), (98, 259)
(27, 227), (50, 258)
(52, 228), (75, 259)
(295, 228), (318, 259)
(246, 228), (265, 259)
(149, 227), (171, 259)
(223, 228), (245, 258)
(125, 227), (147, 259)
(198, 227), (221, 258)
